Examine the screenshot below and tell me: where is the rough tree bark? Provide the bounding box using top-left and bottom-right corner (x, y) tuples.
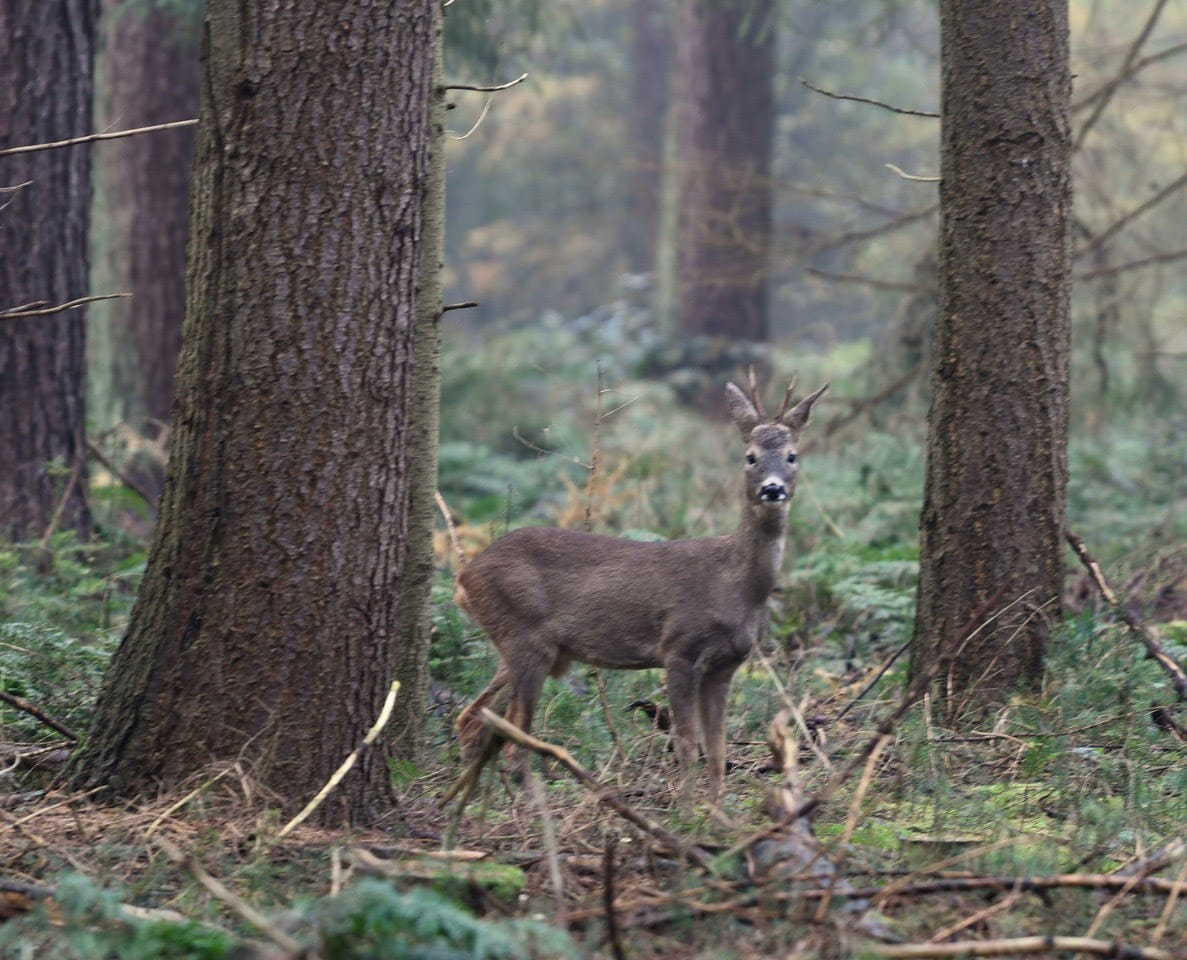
(911, 0), (1071, 709)
(0, 0), (96, 542)
(670, 0), (775, 340)
(77, 0), (441, 826)
(103, 0), (200, 431)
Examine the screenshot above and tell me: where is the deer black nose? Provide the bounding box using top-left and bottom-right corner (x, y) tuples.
(758, 482), (788, 502)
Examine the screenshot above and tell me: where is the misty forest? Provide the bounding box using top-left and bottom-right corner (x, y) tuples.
(2, 0), (1187, 957)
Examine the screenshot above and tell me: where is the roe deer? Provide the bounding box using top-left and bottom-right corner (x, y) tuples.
(454, 376), (828, 799)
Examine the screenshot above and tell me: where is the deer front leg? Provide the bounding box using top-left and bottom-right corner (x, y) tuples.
(697, 666), (738, 802)
(664, 656), (700, 801)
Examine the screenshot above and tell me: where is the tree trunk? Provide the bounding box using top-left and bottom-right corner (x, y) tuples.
(77, 0), (440, 827)
(0, 0), (96, 542)
(670, 0), (775, 341)
(624, 0), (667, 276)
(911, 0), (1071, 711)
(103, 0), (200, 431)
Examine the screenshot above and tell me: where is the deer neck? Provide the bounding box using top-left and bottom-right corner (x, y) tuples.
(731, 502), (788, 604)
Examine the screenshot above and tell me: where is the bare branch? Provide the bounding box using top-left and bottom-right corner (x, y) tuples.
(0, 292), (130, 320)
(1074, 168), (1187, 258)
(1072, 40), (1187, 112)
(442, 300), (478, 312)
(445, 72), (528, 92)
(1075, 247), (1187, 280)
(804, 267), (929, 294)
(885, 163), (940, 183)
(1075, 0), (1171, 150)
(0, 119), (197, 158)
(801, 78), (938, 118)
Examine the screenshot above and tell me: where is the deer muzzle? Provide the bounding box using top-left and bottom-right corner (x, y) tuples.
(758, 479), (789, 503)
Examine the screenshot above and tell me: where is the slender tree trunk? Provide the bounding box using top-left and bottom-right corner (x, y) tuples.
(77, 0), (440, 826)
(670, 0), (775, 341)
(103, 0), (200, 430)
(0, 0), (96, 542)
(625, 0), (667, 276)
(911, 1), (1071, 710)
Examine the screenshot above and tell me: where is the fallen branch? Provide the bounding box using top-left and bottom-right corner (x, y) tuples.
(276, 679), (400, 838)
(870, 935), (1172, 960)
(0, 293), (130, 320)
(155, 836), (302, 954)
(479, 709), (716, 872)
(1065, 529), (1187, 701)
(603, 838), (627, 960)
(0, 120), (197, 158)
(0, 690), (79, 742)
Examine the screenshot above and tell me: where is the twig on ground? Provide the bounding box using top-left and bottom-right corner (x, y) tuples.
(1151, 851), (1187, 945)
(869, 935), (1172, 960)
(0, 119), (197, 158)
(0, 690), (79, 742)
(833, 640), (910, 723)
(1066, 529), (1187, 701)
(155, 836), (303, 955)
(721, 587), (1012, 862)
(525, 768), (566, 926)
(800, 78), (938, 118)
(276, 679), (400, 839)
(603, 837), (628, 960)
(0, 293), (130, 320)
(479, 710), (716, 872)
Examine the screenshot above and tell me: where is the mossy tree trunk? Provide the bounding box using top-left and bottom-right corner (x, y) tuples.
(0, 0), (96, 542)
(78, 0), (441, 826)
(669, 0), (775, 341)
(911, 0), (1071, 711)
(102, 0), (201, 433)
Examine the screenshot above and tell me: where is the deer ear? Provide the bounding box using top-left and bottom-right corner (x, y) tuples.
(781, 383), (829, 436)
(724, 381), (760, 439)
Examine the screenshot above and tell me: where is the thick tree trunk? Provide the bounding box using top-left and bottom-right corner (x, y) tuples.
(625, 0), (667, 276)
(0, 0), (95, 542)
(103, 0), (200, 430)
(911, 1), (1071, 710)
(78, 0), (440, 826)
(670, 0), (775, 341)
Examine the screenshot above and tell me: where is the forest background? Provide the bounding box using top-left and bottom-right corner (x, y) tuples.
(2, 0), (1187, 957)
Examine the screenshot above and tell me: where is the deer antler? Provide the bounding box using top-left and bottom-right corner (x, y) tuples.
(774, 374), (798, 422)
(747, 365), (766, 420)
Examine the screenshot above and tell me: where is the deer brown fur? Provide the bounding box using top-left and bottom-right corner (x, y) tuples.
(454, 378), (828, 799)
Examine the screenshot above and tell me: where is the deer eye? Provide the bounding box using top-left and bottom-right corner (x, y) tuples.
(745, 453), (757, 465)
(787, 453), (798, 464)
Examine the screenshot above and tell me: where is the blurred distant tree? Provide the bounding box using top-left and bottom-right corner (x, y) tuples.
(625, 0), (667, 276)
(78, 0), (442, 825)
(911, 1), (1071, 710)
(102, 0), (201, 438)
(0, 0), (96, 542)
(669, 0), (775, 340)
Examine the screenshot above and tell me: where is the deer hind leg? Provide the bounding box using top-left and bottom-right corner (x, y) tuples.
(664, 656), (701, 801)
(697, 666), (738, 802)
(501, 646), (554, 778)
(456, 662), (511, 758)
